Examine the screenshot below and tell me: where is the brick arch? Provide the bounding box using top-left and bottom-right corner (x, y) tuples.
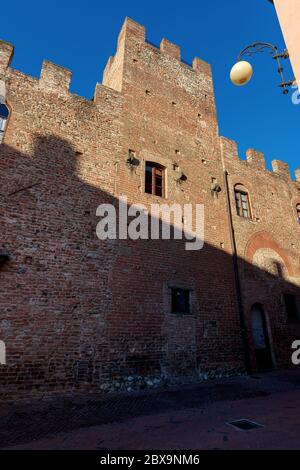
(229, 175), (257, 196)
(244, 231), (294, 276)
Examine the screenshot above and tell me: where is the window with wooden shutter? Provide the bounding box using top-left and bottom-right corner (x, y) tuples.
(234, 185), (251, 219)
(145, 162), (166, 198)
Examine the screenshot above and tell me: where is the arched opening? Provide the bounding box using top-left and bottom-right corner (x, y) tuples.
(251, 303), (274, 372)
(245, 231), (294, 277)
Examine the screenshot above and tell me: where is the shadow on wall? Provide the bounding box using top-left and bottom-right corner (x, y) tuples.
(0, 135), (300, 400)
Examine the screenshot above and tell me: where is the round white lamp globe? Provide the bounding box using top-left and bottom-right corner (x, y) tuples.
(230, 61), (253, 86)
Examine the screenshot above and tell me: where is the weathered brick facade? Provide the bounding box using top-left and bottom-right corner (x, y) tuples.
(221, 138), (300, 370)
(0, 18), (299, 401)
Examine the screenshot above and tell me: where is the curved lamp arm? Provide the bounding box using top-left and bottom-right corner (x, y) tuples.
(236, 42), (294, 94)
(238, 42), (280, 60)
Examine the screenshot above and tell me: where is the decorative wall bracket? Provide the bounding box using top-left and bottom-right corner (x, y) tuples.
(231, 42), (295, 94)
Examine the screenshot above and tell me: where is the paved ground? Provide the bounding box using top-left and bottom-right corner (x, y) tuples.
(1, 369), (300, 450)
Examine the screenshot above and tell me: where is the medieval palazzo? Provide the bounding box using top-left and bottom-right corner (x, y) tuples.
(1, 18), (300, 400)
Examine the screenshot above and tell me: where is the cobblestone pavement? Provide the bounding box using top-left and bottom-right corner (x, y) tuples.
(1, 369), (300, 449)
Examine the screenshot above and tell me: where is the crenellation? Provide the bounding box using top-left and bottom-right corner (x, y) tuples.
(0, 19), (212, 102)
(39, 60), (72, 93)
(192, 57), (212, 76)
(246, 148), (265, 169)
(160, 38), (181, 61)
(117, 17), (146, 47)
(0, 40), (14, 77)
(221, 136), (297, 185)
(103, 56), (115, 83)
(272, 159), (291, 178)
(220, 136), (239, 160)
(93, 81), (122, 106)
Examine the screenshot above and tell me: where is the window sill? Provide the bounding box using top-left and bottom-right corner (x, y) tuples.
(144, 192), (167, 201)
(170, 311), (194, 316)
(235, 215), (258, 224)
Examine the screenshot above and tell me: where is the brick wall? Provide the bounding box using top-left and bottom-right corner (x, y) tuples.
(221, 137), (300, 370)
(0, 17), (299, 401)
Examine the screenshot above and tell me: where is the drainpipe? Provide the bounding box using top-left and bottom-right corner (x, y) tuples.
(223, 169), (252, 373)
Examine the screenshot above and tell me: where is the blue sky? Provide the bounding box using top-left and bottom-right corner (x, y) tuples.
(3, 0), (299, 176)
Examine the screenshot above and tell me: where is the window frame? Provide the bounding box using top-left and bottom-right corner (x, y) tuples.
(0, 102), (10, 142)
(234, 185), (252, 219)
(145, 161), (166, 198)
(171, 287), (191, 315)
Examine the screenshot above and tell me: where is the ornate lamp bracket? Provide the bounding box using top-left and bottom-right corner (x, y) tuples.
(237, 42), (294, 94)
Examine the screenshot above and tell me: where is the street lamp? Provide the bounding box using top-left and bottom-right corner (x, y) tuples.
(230, 42), (294, 94)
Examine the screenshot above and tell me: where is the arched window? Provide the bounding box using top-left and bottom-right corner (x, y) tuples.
(234, 184), (251, 218)
(0, 103), (9, 142)
(145, 161), (166, 197)
(296, 204), (300, 224)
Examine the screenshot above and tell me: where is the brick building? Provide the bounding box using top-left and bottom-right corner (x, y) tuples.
(0, 18), (300, 401)
(270, 0), (300, 87)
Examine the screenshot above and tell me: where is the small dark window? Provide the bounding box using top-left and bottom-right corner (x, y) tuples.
(145, 162), (165, 197)
(283, 293), (300, 324)
(0, 103), (9, 141)
(296, 204), (300, 224)
(171, 288), (190, 314)
(234, 185), (251, 218)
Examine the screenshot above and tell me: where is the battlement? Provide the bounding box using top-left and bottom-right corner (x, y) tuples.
(0, 40), (14, 77)
(1, 16), (212, 105)
(295, 169), (300, 183)
(221, 136), (300, 183)
(160, 38), (181, 61)
(0, 39), (121, 106)
(117, 17), (211, 72)
(103, 17), (212, 85)
(40, 60), (72, 93)
(118, 17), (146, 46)
(271, 159), (290, 178)
(246, 149), (265, 169)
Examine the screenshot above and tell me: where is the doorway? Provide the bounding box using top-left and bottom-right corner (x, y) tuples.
(251, 304), (273, 371)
